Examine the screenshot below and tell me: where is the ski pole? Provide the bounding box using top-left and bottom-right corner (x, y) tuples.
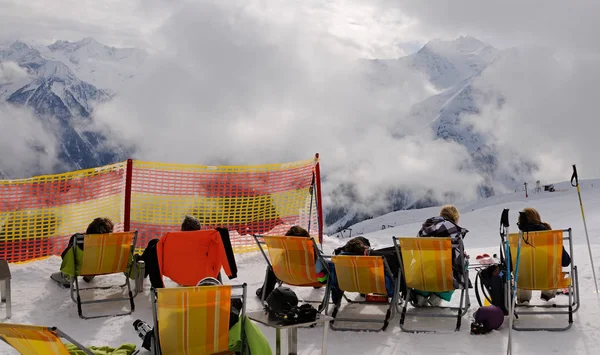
(499, 209), (513, 355)
(571, 164), (599, 293)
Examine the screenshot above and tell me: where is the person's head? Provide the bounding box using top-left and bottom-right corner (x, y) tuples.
(285, 225), (310, 237)
(518, 207), (551, 230)
(86, 217), (114, 234)
(343, 237), (368, 254)
(440, 205), (460, 224)
(181, 215), (201, 231)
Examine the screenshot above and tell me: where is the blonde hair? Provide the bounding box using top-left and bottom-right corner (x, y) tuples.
(440, 205), (460, 224)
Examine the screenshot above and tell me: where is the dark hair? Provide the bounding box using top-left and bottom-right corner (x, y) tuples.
(181, 215), (201, 231)
(285, 225), (310, 237)
(343, 237), (368, 255)
(86, 217), (114, 234)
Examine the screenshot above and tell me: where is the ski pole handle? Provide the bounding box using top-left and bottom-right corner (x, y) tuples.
(571, 164), (579, 187)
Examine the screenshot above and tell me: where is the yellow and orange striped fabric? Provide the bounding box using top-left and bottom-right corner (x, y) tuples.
(79, 232), (135, 276)
(129, 159), (319, 254)
(156, 286), (232, 355)
(0, 162), (127, 263)
(331, 255), (388, 295)
(508, 230), (571, 290)
(263, 236), (320, 286)
(399, 237), (454, 293)
(0, 323), (71, 355)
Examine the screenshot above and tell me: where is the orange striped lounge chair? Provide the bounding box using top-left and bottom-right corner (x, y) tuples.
(253, 235), (330, 313)
(0, 323), (94, 355)
(150, 284), (247, 355)
(70, 231), (139, 319)
(326, 255), (400, 332)
(393, 236), (470, 332)
(508, 228), (580, 331)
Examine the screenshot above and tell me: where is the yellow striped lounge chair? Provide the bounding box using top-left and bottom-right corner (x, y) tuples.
(253, 235), (330, 313)
(70, 231), (139, 319)
(393, 236), (470, 332)
(0, 323), (94, 355)
(508, 229), (580, 331)
(326, 255), (399, 332)
(150, 284), (247, 355)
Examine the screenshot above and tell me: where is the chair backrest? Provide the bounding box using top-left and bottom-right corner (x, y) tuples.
(157, 230), (231, 286)
(0, 324), (70, 355)
(155, 285), (233, 354)
(331, 255), (388, 295)
(508, 230), (571, 290)
(263, 236), (318, 286)
(78, 232), (136, 276)
(398, 237), (455, 293)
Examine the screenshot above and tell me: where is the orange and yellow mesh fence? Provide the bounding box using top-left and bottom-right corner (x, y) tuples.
(0, 162), (127, 263)
(0, 156), (322, 263)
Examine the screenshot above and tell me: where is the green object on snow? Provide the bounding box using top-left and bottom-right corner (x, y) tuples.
(229, 316), (272, 354)
(65, 343), (136, 355)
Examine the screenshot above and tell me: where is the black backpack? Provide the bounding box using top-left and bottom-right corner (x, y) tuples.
(475, 263), (509, 315)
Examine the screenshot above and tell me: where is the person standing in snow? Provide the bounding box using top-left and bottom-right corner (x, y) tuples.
(50, 217), (114, 287)
(411, 204), (469, 307)
(516, 207), (571, 303)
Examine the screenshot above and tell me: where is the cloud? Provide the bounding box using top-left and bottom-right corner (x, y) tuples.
(464, 47), (600, 182)
(0, 103), (61, 178)
(0, 0), (176, 49)
(372, 0), (600, 52)
(0, 61), (28, 82)
(92, 1), (484, 214)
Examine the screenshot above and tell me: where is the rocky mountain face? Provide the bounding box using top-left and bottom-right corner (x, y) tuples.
(0, 39), (146, 176)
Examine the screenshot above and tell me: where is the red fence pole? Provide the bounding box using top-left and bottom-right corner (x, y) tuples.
(314, 153), (324, 244)
(123, 159), (133, 232)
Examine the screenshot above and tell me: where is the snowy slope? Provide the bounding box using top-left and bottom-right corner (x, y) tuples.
(2, 180), (600, 354)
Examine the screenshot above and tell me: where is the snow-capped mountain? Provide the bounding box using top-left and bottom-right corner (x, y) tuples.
(325, 36), (537, 234)
(0, 39), (145, 176)
(42, 38), (146, 94)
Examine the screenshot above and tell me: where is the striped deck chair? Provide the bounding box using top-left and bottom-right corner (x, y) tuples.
(393, 236), (470, 333)
(151, 284), (247, 355)
(70, 231), (139, 319)
(508, 229), (580, 331)
(326, 255), (399, 332)
(0, 323), (94, 355)
(253, 235), (330, 313)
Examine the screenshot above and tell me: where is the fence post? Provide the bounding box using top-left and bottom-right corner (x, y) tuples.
(124, 159), (133, 232)
(314, 153), (324, 245)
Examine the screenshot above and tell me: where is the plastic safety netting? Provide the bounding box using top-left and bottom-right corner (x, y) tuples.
(0, 162), (127, 263)
(0, 157), (321, 262)
(129, 158), (320, 253)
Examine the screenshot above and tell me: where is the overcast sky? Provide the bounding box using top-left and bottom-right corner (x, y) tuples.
(2, 0), (600, 212)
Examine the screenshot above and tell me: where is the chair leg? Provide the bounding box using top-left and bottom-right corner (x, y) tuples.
(322, 320), (330, 355)
(73, 274), (136, 319)
(5, 280), (10, 319)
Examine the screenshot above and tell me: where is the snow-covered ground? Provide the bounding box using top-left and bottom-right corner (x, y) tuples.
(2, 179), (600, 354)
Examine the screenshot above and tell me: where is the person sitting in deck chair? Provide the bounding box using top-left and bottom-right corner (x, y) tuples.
(50, 217), (114, 288)
(255, 225), (326, 299)
(330, 237), (399, 304)
(516, 207), (571, 303)
(412, 205), (469, 307)
(138, 215), (237, 288)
